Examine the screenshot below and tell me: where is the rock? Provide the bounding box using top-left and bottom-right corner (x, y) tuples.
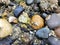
(35, 0), (40, 3)
(8, 16), (18, 23)
(46, 13), (60, 29)
(39, 0), (49, 11)
(36, 27), (51, 38)
(48, 0), (58, 4)
(48, 36), (60, 45)
(14, 6), (24, 18)
(26, 0), (34, 5)
(42, 13), (48, 18)
(32, 4), (39, 12)
(31, 15), (44, 30)
(18, 12), (30, 24)
(54, 27), (60, 38)
(21, 33), (30, 44)
(0, 19), (12, 38)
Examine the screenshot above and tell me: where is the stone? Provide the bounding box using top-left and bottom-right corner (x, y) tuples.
(48, 36), (60, 45)
(31, 15), (44, 30)
(36, 27), (51, 38)
(8, 16), (18, 23)
(14, 6), (24, 17)
(46, 13), (60, 29)
(26, 0), (34, 5)
(54, 27), (60, 38)
(0, 19), (12, 38)
(18, 12), (30, 24)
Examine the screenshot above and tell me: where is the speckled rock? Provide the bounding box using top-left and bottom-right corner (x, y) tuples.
(39, 0), (49, 11)
(18, 12), (30, 24)
(36, 27), (51, 38)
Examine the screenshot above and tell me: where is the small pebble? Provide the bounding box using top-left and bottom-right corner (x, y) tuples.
(26, 0), (34, 5)
(48, 36), (60, 45)
(8, 16), (18, 23)
(31, 15), (44, 30)
(14, 6), (24, 17)
(54, 27), (60, 38)
(18, 12), (30, 24)
(36, 27), (51, 38)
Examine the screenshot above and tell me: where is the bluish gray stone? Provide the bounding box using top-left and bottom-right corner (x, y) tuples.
(46, 13), (60, 29)
(48, 36), (60, 45)
(36, 27), (51, 38)
(26, 0), (34, 5)
(14, 6), (24, 17)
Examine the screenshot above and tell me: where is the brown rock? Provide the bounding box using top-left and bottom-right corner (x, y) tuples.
(31, 15), (44, 30)
(54, 27), (60, 38)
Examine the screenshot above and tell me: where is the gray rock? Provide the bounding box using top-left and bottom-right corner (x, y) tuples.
(36, 27), (51, 38)
(26, 0), (34, 5)
(46, 13), (60, 29)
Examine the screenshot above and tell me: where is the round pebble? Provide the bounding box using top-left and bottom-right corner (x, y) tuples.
(31, 15), (44, 30)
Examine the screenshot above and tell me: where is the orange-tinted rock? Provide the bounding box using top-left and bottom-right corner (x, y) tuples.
(31, 15), (44, 30)
(54, 27), (60, 38)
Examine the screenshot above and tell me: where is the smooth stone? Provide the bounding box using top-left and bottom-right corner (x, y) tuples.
(46, 13), (60, 29)
(54, 27), (60, 38)
(26, 0), (34, 5)
(48, 36), (60, 45)
(31, 15), (44, 30)
(36, 27), (51, 38)
(42, 13), (48, 18)
(14, 6), (24, 17)
(8, 16), (18, 23)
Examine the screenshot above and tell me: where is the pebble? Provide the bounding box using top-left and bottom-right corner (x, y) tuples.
(8, 16), (18, 23)
(31, 15), (44, 30)
(36, 27), (51, 38)
(26, 0), (34, 5)
(39, 0), (49, 11)
(42, 13), (48, 18)
(32, 4), (39, 12)
(0, 0), (60, 45)
(18, 12), (30, 24)
(14, 6), (24, 17)
(46, 13), (60, 29)
(48, 36), (60, 45)
(54, 27), (60, 38)
(0, 19), (13, 38)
